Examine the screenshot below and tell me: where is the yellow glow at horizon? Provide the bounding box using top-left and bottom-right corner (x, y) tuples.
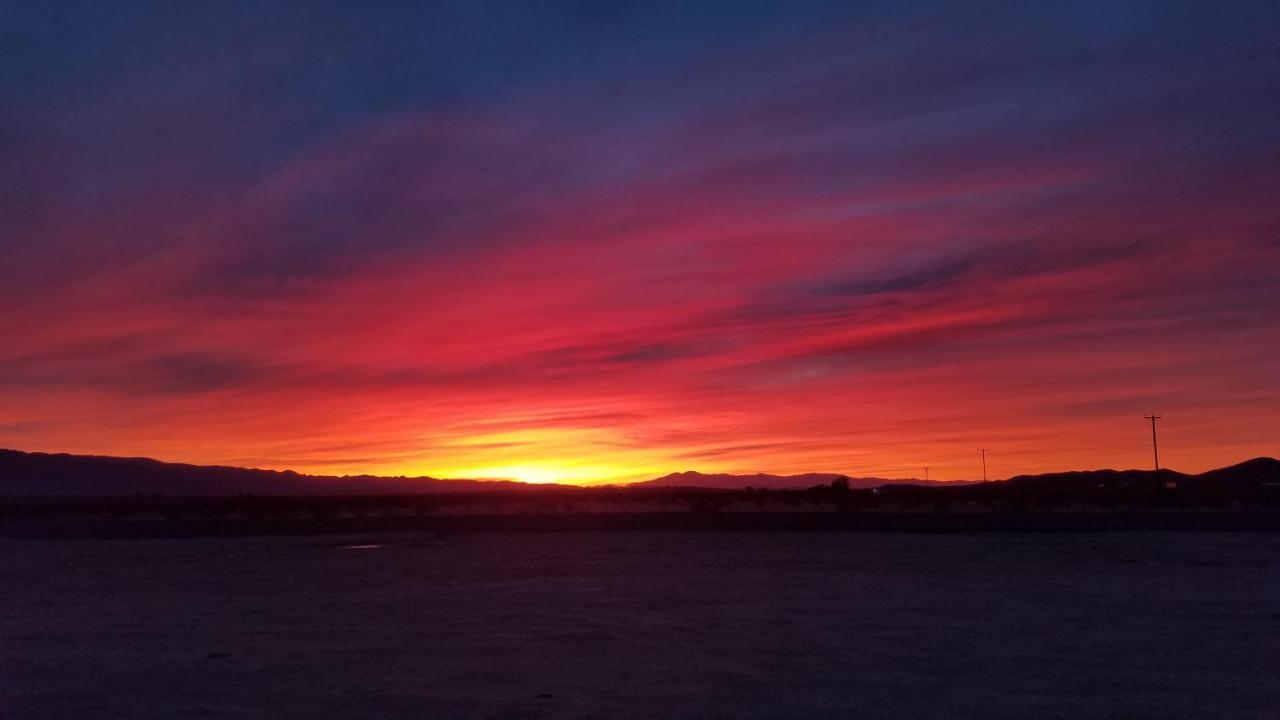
(390, 426), (673, 486)
(455, 463), (637, 485)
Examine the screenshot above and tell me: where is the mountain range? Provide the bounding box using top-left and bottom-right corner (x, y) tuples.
(0, 449), (528, 495)
(1001, 457), (1280, 494)
(631, 471), (928, 490)
(0, 448), (1276, 496)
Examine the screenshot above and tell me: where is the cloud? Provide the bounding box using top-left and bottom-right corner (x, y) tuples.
(1, 1), (1278, 479)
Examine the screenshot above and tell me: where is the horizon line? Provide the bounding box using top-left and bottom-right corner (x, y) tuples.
(4, 446), (1272, 487)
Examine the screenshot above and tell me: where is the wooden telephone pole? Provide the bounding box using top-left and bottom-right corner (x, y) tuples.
(1145, 414), (1162, 489)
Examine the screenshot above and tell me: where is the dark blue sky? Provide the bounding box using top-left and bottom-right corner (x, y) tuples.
(2, 1), (1278, 481)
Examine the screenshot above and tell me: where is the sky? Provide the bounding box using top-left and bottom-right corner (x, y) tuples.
(2, 1), (1279, 484)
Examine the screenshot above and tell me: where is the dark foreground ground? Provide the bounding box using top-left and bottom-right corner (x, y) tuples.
(8, 510), (1280, 538)
(3, 532), (1278, 719)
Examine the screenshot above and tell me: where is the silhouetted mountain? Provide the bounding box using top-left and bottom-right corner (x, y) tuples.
(1004, 467), (1193, 491)
(988, 458), (1279, 505)
(1002, 459), (1279, 492)
(0, 449), (548, 495)
(3, 448), (1276, 498)
(630, 470), (926, 490)
(1188, 457), (1280, 487)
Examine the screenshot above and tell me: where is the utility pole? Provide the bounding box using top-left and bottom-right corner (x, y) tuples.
(1145, 414), (1162, 488)
(924, 466), (930, 486)
(979, 449), (988, 483)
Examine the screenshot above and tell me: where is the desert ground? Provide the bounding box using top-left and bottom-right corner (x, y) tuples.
(3, 531), (1278, 719)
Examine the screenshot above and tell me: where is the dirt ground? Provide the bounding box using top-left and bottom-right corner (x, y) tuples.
(3, 531), (1278, 719)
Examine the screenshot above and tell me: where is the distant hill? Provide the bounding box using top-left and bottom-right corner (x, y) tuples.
(0, 449), (543, 495)
(636, 459), (1279, 493)
(1003, 467), (1194, 490)
(2, 448), (1276, 498)
(1188, 457), (1280, 488)
(1004, 458), (1280, 491)
(0, 449), (942, 496)
(630, 470), (930, 490)
(994, 457), (1280, 503)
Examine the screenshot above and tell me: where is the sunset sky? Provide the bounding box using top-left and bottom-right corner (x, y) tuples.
(2, 2), (1278, 484)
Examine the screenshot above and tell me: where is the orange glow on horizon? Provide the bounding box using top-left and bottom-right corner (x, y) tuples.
(3, 6), (1278, 486)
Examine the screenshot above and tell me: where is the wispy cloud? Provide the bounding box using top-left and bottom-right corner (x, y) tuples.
(1, 2), (1278, 480)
